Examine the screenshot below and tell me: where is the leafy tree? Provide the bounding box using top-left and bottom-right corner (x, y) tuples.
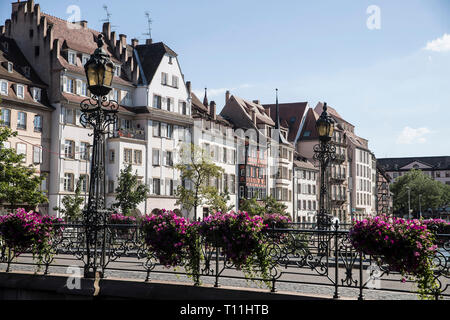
(113, 164), (149, 216)
(263, 195), (288, 216)
(175, 143), (224, 220)
(240, 196), (289, 217)
(0, 123), (47, 210)
(204, 187), (234, 214)
(53, 177), (85, 222)
(239, 197), (265, 217)
(391, 169), (448, 217)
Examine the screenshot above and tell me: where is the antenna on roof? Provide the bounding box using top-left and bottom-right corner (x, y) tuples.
(143, 12), (153, 40)
(101, 5), (119, 30)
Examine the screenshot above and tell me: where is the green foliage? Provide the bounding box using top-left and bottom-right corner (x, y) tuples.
(53, 177), (85, 222)
(391, 169), (449, 215)
(203, 187), (234, 214)
(0, 124), (47, 209)
(175, 143), (224, 219)
(240, 196), (289, 217)
(113, 164), (149, 216)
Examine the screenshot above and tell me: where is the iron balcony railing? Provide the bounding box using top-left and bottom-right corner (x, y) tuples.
(0, 222), (448, 300)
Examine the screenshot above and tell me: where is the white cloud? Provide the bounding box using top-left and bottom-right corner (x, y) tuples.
(396, 127), (432, 145)
(425, 34), (450, 52)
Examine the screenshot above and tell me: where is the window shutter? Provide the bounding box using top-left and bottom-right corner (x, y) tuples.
(76, 79), (82, 95)
(61, 143), (65, 156)
(161, 97), (167, 110)
(74, 143), (79, 160)
(160, 179), (165, 195)
(76, 109), (81, 126)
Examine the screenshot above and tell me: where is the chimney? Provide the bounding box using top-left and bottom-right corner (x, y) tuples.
(131, 38), (139, 47)
(251, 109), (256, 125)
(210, 101), (217, 120)
(186, 81), (192, 95)
(253, 100), (260, 105)
(27, 0), (35, 13)
(146, 38), (153, 45)
(225, 90), (230, 104)
(102, 22), (111, 41)
(119, 34), (127, 47)
(79, 20), (88, 29)
(110, 31), (116, 49)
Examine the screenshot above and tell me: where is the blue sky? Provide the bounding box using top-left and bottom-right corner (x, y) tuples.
(1, 0), (449, 158)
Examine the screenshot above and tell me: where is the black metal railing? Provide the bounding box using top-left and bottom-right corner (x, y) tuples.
(0, 223), (448, 300)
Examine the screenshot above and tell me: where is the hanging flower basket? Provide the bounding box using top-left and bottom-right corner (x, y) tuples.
(349, 215), (439, 299)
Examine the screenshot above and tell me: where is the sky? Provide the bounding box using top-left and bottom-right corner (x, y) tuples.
(1, 0), (449, 158)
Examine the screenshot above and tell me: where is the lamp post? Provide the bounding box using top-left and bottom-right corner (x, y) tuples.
(406, 186), (411, 220)
(313, 103), (336, 254)
(419, 194), (422, 219)
(80, 34), (118, 278)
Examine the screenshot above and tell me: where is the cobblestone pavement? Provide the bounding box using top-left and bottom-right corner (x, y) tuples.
(2, 260), (435, 300)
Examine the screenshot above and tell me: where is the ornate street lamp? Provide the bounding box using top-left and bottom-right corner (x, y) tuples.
(80, 34), (119, 278)
(313, 103), (336, 253)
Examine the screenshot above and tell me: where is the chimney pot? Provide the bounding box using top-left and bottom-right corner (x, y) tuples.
(146, 38), (153, 45)
(210, 101), (217, 120)
(186, 81), (192, 95)
(131, 38), (139, 47)
(225, 90), (230, 104)
(102, 22), (111, 40)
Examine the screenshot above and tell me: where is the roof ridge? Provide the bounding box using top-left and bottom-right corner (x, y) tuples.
(42, 12), (101, 35)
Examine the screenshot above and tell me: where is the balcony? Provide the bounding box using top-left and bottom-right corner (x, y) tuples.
(333, 154), (346, 163)
(330, 174), (346, 184)
(115, 128), (146, 141)
(331, 194), (347, 204)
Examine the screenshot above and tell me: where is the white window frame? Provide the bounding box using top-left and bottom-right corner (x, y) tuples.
(17, 112), (27, 130)
(64, 140), (75, 159)
(16, 143), (27, 160)
(68, 51), (77, 65)
(16, 84), (25, 99)
(33, 146), (42, 164)
(64, 173), (74, 192)
(1, 108), (11, 127)
(32, 87), (42, 102)
(0, 80), (8, 95)
(7, 62), (13, 73)
(82, 55), (90, 66)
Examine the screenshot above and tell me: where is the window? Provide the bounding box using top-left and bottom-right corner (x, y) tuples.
(68, 51), (76, 65)
(0, 80), (8, 95)
(122, 91), (132, 106)
(1, 109), (11, 127)
(179, 101), (187, 115)
(108, 180), (114, 194)
(124, 148), (133, 164)
(153, 121), (161, 137)
(64, 173), (74, 192)
(172, 76), (178, 88)
(17, 143), (26, 160)
(17, 112), (27, 129)
(66, 78), (74, 93)
(35, 46), (40, 57)
(34, 115), (42, 132)
(82, 55), (89, 66)
(166, 97), (172, 111)
(239, 186), (245, 198)
(152, 149), (160, 166)
(153, 178), (161, 195)
(80, 142), (90, 161)
(16, 85), (24, 99)
(64, 107), (75, 124)
(24, 66), (31, 78)
(7, 62), (13, 73)
(109, 150), (115, 163)
(81, 82), (88, 97)
(32, 88), (42, 102)
(80, 175), (89, 193)
(165, 151), (173, 166)
(231, 175), (236, 194)
(161, 72), (168, 85)
(134, 150), (142, 165)
(153, 95), (162, 109)
(2, 141), (10, 149)
(168, 56), (173, 64)
(121, 118), (132, 130)
(114, 65), (121, 77)
(64, 140), (75, 159)
(113, 89), (119, 102)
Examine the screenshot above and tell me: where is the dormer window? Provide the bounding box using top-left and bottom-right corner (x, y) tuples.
(82, 55), (90, 66)
(68, 51), (77, 65)
(16, 84), (25, 99)
(114, 65), (121, 77)
(24, 66), (31, 78)
(0, 80), (8, 95)
(7, 62), (13, 73)
(3, 42), (8, 53)
(32, 88), (42, 102)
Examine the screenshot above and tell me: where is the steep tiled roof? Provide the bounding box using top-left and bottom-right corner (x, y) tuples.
(0, 36), (46, 87)
(263, 102), (308, 142)
(191, 92), (209, 113)
(298, 108), (320, 140)
(377, 157), (450, 171)
(0, 36), (52, 110)
(233, 96), (275, 126)
(135, 42), (177, 85)
(42, 14), (133, 86)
